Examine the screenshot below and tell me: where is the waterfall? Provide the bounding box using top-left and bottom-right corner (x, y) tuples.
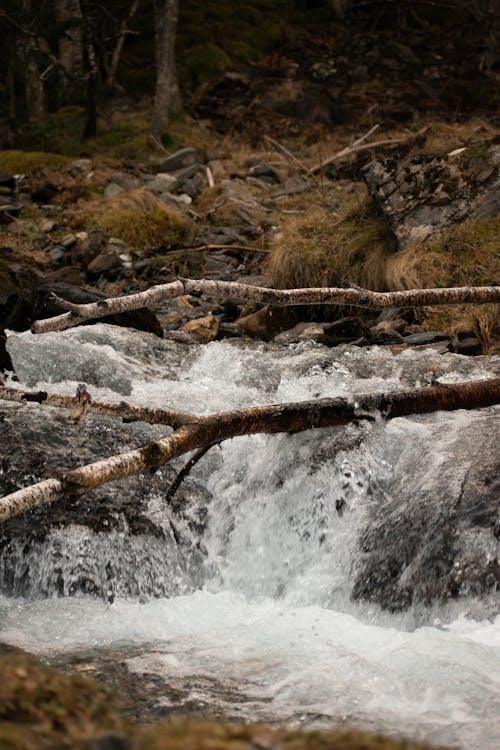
(0, 324), (499, 749)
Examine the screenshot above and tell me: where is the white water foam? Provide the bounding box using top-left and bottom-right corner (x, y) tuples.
(1, 326), (499, 748)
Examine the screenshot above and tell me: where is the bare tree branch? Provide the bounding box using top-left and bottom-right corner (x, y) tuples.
(0, 378), (498, 523)
(31, 280), (500, 334)
(0, 383), (198, 429)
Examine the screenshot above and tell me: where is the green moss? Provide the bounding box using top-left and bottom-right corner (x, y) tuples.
(0, 150), (70, 174)
(183, 43), (232, 90)
(90, 202), (193, 251)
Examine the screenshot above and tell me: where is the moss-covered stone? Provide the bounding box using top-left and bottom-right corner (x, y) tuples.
(88, 190), (194, 251)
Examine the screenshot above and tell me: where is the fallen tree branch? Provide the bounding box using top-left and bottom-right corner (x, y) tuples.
(0, 377), (498, 523)
(0, 383), (198, 429)
(31, 280), (500, 334)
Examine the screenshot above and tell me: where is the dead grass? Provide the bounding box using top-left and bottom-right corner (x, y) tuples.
(84, 188), (194, 250)
(386, 215), (500, 346)
(269, 198), (395, 290)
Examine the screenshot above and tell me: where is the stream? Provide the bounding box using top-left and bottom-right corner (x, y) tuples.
(0, 324), (499, 749)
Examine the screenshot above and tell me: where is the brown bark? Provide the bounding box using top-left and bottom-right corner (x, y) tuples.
(0, 377), (498, 524)
(149, 0), (180, 148)
(31, 280), (500, 335)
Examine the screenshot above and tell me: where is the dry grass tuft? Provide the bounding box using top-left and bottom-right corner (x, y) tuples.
(85, 189), (194, 250)
(269, 199), (395, 290)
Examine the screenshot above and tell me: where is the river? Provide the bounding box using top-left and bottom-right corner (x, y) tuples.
(0, 324), (499, 749)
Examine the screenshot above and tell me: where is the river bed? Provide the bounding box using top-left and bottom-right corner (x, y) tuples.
(0, 326), (499, 749)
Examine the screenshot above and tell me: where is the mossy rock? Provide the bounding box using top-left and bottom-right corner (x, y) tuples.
(88, 190), (194, 251)
(183, 43), (232, 90)
(0, 151), (70, 175)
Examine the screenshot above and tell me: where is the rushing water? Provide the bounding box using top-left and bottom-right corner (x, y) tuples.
(0, 325), (499, 749)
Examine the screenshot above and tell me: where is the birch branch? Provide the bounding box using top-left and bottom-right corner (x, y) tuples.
(0, 383), (198, 429)
(31, 280), (500, 334)
(0, 377), (498, 523)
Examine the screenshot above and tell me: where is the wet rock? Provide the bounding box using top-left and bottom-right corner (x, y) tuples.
(352, 410), (500, 611)
(0, 402), (209, 598)
(404, 331), (452, 345)
(182, 314), (221, 342)
(237, 306), (299, 340)
(363, 140), (500, 248)
(154, 147), (206, 174)
(274, 322), (326, 344)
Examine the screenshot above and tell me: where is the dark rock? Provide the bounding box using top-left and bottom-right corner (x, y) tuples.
(352, 412), (499, 611)
(31, 283), (164, 338)
(0, 203), (20, 223)
(404, 331), (452, 345)
(154, 147), (206, 174)
(247, 160), (282, 184)
(321, 316), (368, 345)
(363, 140), (500, 248)
(0, 327), (13, 371)
(0, 405), (209, 598)
(451, 336), (483, 355)
(0, 172), (15, 190)
(87, 249), (122, 275)
(369, 328), (405, 345)
(237, 305), (299, 340)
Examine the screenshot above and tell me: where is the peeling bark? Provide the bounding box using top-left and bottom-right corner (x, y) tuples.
(1, 377), (498, 523)
(31, 280), (500, 335)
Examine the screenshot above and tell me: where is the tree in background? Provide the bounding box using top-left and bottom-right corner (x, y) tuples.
(149, 0), (180, 149)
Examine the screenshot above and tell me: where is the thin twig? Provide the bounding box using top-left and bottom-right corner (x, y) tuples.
(165, 442), (219, 503)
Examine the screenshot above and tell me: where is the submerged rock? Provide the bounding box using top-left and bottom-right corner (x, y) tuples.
(352, 408), (500, 611)
(0, 403), (210, 600)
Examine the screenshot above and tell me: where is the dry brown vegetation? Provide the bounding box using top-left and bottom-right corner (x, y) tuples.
(269, 198), (395, 291)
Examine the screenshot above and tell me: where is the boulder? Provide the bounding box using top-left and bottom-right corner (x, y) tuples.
(352, 410), (500, 611)
(363, 139), (500, 248)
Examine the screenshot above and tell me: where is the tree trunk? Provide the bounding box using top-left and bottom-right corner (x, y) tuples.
(19, 0), (46, 122)
(107, 0), (141, 90)
(55, 0), (83, 96)
(149, 0), (180, 149)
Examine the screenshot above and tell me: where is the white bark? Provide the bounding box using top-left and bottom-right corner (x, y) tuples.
(31, 280), (500, 335)
(0, 378), (499, 523)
